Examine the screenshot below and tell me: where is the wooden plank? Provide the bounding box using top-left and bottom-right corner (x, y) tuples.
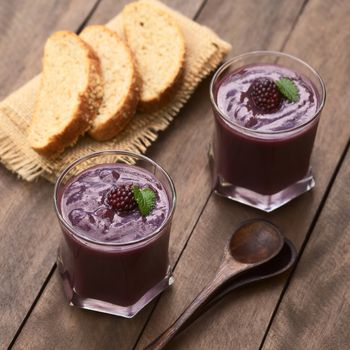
(134, 0), (350, 348)
(0, 172), (58, 347)
(86, 0), (204, 23)
(0, 1), (100, 347)
(11, 0), (306, 349)
(262, 148), (350, 350)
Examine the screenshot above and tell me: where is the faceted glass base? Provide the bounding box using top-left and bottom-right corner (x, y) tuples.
(209, 146), (315, 212)
(213, 172), (314, 212)
(57, 257), (174, 318)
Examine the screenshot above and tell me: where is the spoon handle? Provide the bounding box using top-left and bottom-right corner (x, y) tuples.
(176, 274), (263, 336)
(144, 262), (245, 350)
(176, 276), (249, 334)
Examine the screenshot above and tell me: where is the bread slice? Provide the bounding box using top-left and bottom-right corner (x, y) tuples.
(80, 25), (140, 141)
(122, 1), (185, 111)
(28, 31), (103, 156)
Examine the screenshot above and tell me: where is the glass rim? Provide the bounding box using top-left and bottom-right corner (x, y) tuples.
(54, 150), (177, 247)
(209, 50), (326, 136)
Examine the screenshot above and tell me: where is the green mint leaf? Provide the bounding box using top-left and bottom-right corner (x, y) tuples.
(275, 78), (299, 102)
(132, 186), (156, 217)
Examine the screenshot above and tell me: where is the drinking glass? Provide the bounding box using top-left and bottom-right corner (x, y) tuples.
(210, 51), (326, 212)
(54, 150), (176, 317)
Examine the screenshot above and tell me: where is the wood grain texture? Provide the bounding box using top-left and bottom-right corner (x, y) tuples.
(0, 171), (58, 348)
(8, 0), (305, 348)
(4, 1), (350, 350)
(86, 0), (204, 23)
(12, 272), (154, 350)
(262, 148), (350, 350)
(135, 0), (350, 348)
(0, 1), (99, 348)
(10, 0), (306, 349)
(0, 0), (98, 99)
(9, 1), (210, 350)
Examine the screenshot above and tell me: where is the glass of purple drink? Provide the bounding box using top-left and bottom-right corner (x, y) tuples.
(210, 51), (326, 212)
(54, 150), (176, 317)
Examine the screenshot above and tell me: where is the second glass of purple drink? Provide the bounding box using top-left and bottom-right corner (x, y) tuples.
(54, 150), (176, 318)
(210, 51), (326, 212)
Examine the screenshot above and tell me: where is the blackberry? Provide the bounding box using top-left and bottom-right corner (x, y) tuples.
(249, 78), (282, 113)
(106, 184), (137, 214)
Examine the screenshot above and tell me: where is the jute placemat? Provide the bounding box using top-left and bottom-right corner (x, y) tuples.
(0, 0), (231, 182)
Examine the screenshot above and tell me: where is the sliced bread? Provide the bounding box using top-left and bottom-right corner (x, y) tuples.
(28, 31), (103, 157)
(80, 25), (140, 141)
(122, 1), (185, 111)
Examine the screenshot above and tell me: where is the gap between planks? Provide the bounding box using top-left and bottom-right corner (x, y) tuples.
(279, 0), (309, 51)
(76, 0), (103, 34)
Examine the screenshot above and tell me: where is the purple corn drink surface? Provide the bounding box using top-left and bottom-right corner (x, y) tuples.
(216, 63), (319, 132)
(60, 163), (169, 244)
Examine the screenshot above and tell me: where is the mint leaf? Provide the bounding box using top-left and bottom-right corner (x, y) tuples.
(132, 186), (156, 216)
(275, 78), (299, 102)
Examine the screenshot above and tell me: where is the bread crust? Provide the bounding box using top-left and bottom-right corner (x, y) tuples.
(29, 31), (103, 157)
(82, 25), (140, 141)
(122, 2), (186, 112)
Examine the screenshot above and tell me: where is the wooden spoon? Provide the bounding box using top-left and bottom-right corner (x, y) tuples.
(144, 219), (284, 350)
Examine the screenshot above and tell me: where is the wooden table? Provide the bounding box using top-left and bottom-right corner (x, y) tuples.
(1, 1), (349, 349)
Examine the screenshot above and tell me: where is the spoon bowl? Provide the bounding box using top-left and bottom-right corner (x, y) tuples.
(229, 220), (284, 264)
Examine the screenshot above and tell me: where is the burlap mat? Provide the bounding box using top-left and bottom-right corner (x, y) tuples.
(0, 0), (231, 182)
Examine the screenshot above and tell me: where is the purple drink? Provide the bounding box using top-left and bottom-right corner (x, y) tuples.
(61, 164), (169, 244)
(210, 52), (325, 212)
(55, 151), (176, 317)
(216, 64), (318, 133)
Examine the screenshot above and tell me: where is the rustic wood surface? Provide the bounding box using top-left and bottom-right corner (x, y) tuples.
(261, 149), (350, 350)
(0, 0), (99, 346)
(0, 0), (349, 349)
